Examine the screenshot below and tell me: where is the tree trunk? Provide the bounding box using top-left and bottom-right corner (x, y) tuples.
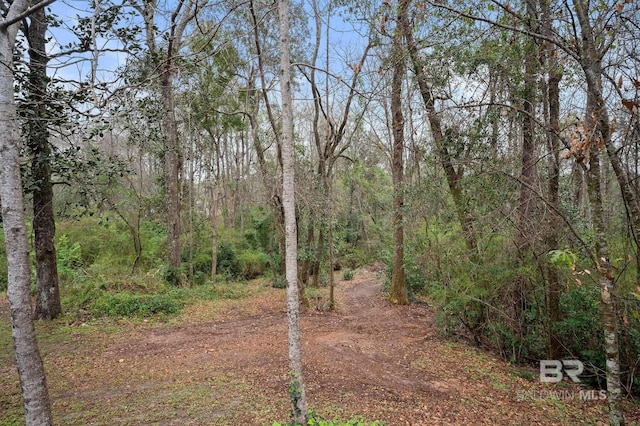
(399, 0), (477, 257)
(517, 1), (538, 250)
(574, 2), (626, 423)
(135, 0), (197, 285)
(311, 225), (324, 288)
(278, 0), (308, 421)
(161, 69), (182, 281)
(585, 128), (624, 426)
(389, 10), (408, 305)
(210, 180), (219, 279)
(0, 1), (53, 422)
(325, 174), (335, 310)
(27, 5), (61, 320)
(540, 0), (562, 359)
(248, 0), (286, 279)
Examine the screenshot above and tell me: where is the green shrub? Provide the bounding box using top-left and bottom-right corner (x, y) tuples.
(191, 252), (213, 277)
(163, 265), (182, 286)
(238, 249), (270, 279)
(272, 410), (384, 426)
(217, 241), (240, 278)
(342, 269), (354, 281)
(56, 234), (84, 281)
(91, 292), (183, 317)
(272, 275), (287, 288)
(555, 284), (604, 386)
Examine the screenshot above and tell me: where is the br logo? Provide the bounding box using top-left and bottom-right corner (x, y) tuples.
(539, 360), (584, 383)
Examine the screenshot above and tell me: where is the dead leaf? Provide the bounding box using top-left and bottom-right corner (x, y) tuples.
(622, 99), (638, 111)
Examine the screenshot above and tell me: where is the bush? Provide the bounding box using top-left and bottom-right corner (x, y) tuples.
(163, 265), (182, 286)
(342, 269), (354, 281)
(217, 241), (240, 278)
(91, 292), (183, 317)
(238, 249), (270, 279)
(57, 234), (84, 279)
(272, 410), (383, 426)
(192, 252), (213, 277)
(555, 284), (605, 386)
(272, 275), (287, 288)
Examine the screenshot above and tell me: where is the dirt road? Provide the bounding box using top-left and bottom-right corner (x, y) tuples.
(0, 267), (624, 425)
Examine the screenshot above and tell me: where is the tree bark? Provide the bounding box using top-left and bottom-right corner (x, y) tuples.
(277, 0), (308, 421)
(389, 10), (408, 305)
(26, 5), (61, 320)
(540, 0), (562, 359)
(161, 69), (182, 280)
(517, 0), (538, 250)
(574, 2), (626, 423)
(0, 1), (53, 423)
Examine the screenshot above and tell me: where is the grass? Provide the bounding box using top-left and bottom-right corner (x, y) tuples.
(59, 267), (273, 321)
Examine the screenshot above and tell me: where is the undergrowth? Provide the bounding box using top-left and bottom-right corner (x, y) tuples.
(272, 410), (384, 426)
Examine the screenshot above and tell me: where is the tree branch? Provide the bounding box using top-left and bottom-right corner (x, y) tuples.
(1, 0), (56, 30)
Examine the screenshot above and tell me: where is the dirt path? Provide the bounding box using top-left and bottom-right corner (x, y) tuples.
(1, 268), (634, 425)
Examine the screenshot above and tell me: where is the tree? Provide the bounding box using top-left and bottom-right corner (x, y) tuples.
(573, 2), (628, 423)
(389, 0), (408, 305)
(401, 0), (478, 258)
(301, 0), (371, 306)
(278, 0), (308, 420)
(25, 3), (62, 320)
(0, 0), (55, 423)
(539, 0), (563, 360)
(130, 0), (204, 282)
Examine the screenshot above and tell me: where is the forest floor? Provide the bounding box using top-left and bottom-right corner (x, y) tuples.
(1, 266), (640, 425)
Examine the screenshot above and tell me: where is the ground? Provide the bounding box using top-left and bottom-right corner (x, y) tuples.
(1, 266), (639, 425)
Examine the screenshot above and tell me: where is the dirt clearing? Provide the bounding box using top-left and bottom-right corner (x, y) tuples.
(1, 267), (638, 425)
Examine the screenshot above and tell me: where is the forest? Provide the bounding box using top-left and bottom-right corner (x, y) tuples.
(1, 0), (640, 424)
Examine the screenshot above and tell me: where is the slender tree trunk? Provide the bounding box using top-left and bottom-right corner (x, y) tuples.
(299, 221), (313, 286)
(311, 224), (324, 288)
(585, 128), (624, 426)
(27, 5), (61, 320)
(389, 12), (408, 305)
(574, 2), (626, 423)
(278, 0), (308, 421)
(540, 0), (562, 359)
(399, 0), (477, 257)
(210, 180), (219, 279)
(517, 0), (538, 250)
(162, 70), (182, 281)
(0, 1), (53, 422)
(248, 1), (286, 278)
(135, 0), (196, 285)
(326, 175), (335, 309)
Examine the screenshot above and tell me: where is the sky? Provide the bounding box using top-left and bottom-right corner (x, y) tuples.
(45, 0), (128, 85)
